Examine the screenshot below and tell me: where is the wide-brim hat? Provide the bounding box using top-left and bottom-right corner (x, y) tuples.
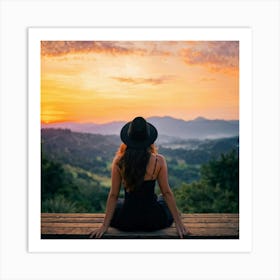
(120, 117), (158, 150)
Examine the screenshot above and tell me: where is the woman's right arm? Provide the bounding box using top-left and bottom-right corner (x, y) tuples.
(157, 154), (189, 238)
(89, 157), (121, 238)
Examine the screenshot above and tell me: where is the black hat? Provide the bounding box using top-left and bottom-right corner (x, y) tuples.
(120, 117), (158, 149)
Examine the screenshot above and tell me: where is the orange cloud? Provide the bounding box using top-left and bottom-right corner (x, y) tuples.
(41, 41), (145, 57)
(180, 41), (239, 74)
(111, 75), (174, 85)
(199, 77), (217, 82)
(41, 41), (175, 58)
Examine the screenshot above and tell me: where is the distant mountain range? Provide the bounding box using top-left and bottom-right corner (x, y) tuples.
(41, 116), (239, 140)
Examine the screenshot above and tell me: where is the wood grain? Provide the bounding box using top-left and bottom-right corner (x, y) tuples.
(41, 213), (239, 239)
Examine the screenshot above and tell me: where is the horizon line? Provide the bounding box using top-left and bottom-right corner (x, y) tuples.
(41, 115), (239, 125)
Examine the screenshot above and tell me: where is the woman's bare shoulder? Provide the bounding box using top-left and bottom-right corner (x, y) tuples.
(155, 153), (166, 165)
(112, 155), (122, 166)
(156, 153), (165, 159)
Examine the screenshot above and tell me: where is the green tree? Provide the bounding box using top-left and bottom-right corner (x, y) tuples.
(201, 149), (239, 197)
(174, 181), (215, 213)
(41, 149), (110, 213)
(42, 195), (86, 213)
(41, 153), (78, 201)
(174, 149), (239, 213)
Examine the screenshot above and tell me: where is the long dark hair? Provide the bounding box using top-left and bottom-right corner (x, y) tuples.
(116, 143), (157, 192)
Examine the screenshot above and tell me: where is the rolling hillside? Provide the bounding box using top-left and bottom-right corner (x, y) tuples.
(42, 116), (239, 140)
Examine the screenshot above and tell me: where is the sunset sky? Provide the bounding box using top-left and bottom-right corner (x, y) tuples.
(41, 41), (239, 124)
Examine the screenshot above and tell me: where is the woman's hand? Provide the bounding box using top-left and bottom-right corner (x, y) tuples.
(89, 224), (108, 239)
(175, 220), (191, 239)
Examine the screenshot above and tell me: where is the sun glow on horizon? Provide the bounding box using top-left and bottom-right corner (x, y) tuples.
(41, 41), (239, 124)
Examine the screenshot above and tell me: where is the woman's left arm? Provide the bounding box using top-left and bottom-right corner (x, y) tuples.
(89, 158), (121, 238)
(157, 155), (190, 238)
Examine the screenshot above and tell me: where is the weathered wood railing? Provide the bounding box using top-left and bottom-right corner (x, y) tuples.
(41, 213), (239, 239)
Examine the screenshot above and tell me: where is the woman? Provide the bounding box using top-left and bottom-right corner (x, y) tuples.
(89, 116), (189, 238)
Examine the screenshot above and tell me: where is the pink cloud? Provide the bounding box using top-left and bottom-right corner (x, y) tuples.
(41, 41), (175, 57)
(111, 75), (174, 85)
(41, 41), (143, 56)
(199, 77), (217, 82)
(180, 41), (239, 74)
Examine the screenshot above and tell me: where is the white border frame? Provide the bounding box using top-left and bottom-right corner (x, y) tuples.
(1, 1), (279, 279)
(28, 27), (252, 253)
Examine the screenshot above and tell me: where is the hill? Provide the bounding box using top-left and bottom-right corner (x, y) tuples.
(41, 128), (120, 176)
(41, 128), (238, 184)
(42, 116), (239, 140)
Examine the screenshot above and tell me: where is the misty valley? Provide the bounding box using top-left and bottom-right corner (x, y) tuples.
(41, 128), (239, 214)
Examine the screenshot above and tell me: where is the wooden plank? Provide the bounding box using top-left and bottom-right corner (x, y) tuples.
(41, 226), (238, 238)
(41, 213), (238, 218)
(41, 214), (239, 224)
(41, 222), (238, 229)
(41, 216), (238, 223)
(41, 226), (239, 236)
(41, 213), (106, 218)
(41, 217), (105, 223)
(41, 219), (239, 226)
(41, 226), (239, 237)
(41, 213), (239, 239)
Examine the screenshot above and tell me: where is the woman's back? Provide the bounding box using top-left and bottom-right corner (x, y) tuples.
(111, 154), (173, 231)
(122, 153), (159, 191)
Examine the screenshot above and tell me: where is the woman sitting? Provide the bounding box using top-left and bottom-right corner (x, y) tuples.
(90, 116), (189, 238)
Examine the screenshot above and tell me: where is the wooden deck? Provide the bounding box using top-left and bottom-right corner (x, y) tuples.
(41, 213), (239, 239)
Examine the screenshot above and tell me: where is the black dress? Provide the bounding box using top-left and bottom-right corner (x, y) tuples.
(110, 157), (174, 231)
